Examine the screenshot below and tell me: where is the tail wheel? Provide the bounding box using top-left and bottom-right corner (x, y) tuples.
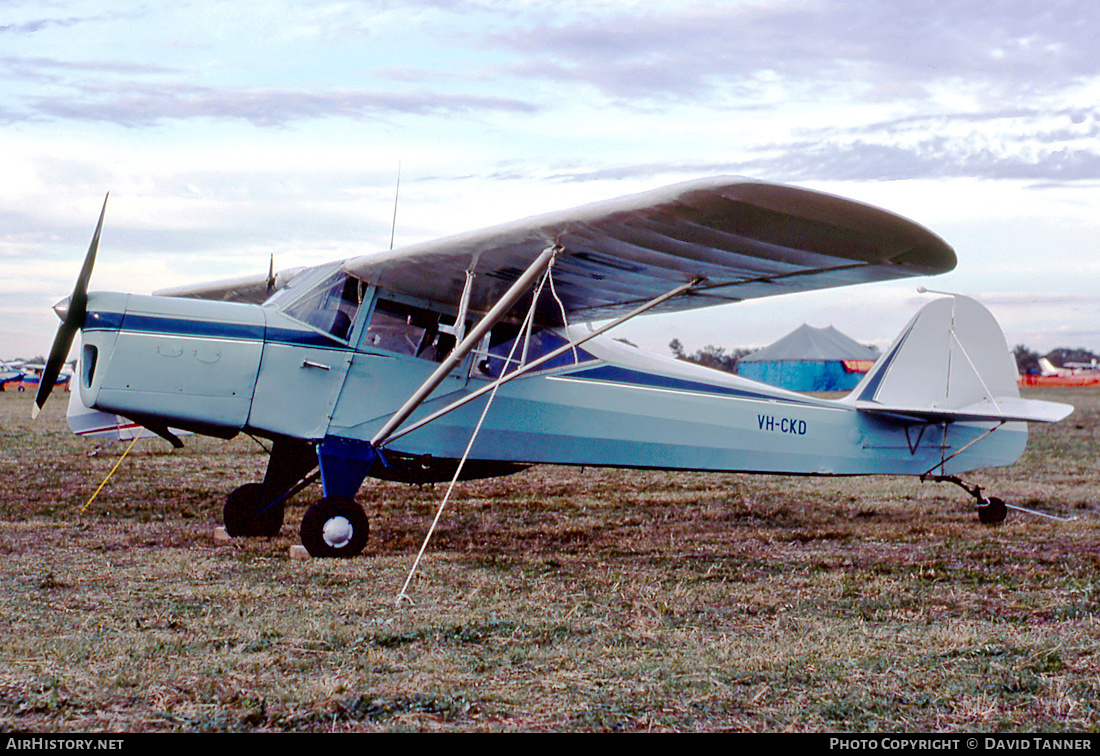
(300, 496), (369, 558)
(977, 496), (1007, 525)
(223, 482), (285, 538)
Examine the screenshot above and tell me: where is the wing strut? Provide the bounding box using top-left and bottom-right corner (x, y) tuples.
(376, 275), (703, 448)
(369, 244), (559, 448)
(394, 267), (702, 604)
(396, 263), (553, 606)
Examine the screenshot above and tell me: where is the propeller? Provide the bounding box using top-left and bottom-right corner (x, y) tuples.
(32, 194), (108, 419)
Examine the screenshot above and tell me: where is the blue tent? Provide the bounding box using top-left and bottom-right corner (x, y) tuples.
(738, 324), (877, 392)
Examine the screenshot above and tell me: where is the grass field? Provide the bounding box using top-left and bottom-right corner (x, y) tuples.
(0, 386), (1097, 732)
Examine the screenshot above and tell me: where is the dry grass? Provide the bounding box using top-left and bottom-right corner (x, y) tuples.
(0, 386), (1098, 732)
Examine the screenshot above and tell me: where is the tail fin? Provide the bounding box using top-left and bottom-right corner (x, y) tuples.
(1038, 357), (1061, 377)
(848, 295), (1072, 423)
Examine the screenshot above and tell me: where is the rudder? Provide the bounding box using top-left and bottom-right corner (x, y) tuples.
(847, 295), (1071, 424)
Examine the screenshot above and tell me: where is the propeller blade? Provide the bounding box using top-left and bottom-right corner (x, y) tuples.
(32, 321), (78, 419)
(32, 193), (109, 419)
(70, 193), (109, 328)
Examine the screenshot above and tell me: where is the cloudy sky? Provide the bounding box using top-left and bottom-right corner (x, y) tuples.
(2, 0), (1098, 363)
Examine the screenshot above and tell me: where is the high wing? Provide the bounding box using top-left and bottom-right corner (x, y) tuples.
(344, 177), (956, 323)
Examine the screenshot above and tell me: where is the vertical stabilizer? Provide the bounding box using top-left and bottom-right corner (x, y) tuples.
(847, 295), (1072, 423)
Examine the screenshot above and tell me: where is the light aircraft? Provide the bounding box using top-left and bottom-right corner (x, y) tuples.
(1039, 356), (1100, 377)
(1, 361), (25, 391)
(1022, 356), (1100, 388)
(14, 360), (72, 393)
(33, 177), (1073, 557)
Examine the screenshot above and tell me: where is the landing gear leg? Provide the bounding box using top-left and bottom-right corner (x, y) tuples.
(922, 474), (1007, 524)
(296, 436), (377, 557)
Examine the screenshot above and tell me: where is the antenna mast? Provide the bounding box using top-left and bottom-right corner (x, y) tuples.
(389, 161), (401, 250)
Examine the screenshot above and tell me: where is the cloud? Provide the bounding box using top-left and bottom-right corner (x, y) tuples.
(456, 1), (1100, 186)
(979, 292), (1100, 307)
(0, 53), (539, 127)
(0, 16), (90, 35)
(24, 81), (538, 127)
(493, 1), (1100, 103)
(493, 103), (1100, 186)
(0, 55), (177, 78)
(740, 138), (1100, 183)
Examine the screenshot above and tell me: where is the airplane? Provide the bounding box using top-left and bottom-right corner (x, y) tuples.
(1039, 356), (1100, 377)
(1021, 356), (1100, 388)
(13, 360), (72, 393)
(32, 177), (1074, 557)
(1, 361), (25, 391)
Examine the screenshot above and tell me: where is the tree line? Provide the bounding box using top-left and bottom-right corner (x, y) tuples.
(668, 339), (751, 373)
(671, 339), (1099, 376)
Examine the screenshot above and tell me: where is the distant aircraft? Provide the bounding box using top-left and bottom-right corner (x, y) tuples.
(13, 360), (71, 393)
(1021, 356), (1100, 387)
(32, 178), (1073, 557)
(1, 361), (24, 391)
(1039, 357), (1100, 377)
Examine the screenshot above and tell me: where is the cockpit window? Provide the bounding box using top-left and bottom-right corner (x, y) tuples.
(278, 269), (364, 341)
(475, 328), (594, 379)
(363, 298), (458, 363)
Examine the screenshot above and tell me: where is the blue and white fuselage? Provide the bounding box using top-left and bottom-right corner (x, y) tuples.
(43, 178), (1074, 556)
(381, 330), (1029, 479)
(74, 268), (1058, 502)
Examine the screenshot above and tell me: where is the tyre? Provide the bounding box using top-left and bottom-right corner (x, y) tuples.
(300, 496), (369, 558)
(223, 482), (285, 538)
(977, 496), (1007, 525)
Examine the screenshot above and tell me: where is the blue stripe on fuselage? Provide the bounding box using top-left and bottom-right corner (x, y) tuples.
(87, 311), (352, 351)
(84, 310), (125, 331)
(120, 313), (266, 341)
(265, 326), (352, 350)
(565, 364), (814, 404)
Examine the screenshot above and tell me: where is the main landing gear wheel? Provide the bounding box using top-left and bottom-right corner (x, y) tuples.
(223, 482), (285, 538)
(300, 497), (369, 558)
(977, 496), (1007, 525)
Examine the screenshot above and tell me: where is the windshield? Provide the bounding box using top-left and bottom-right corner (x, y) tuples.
(264, 262), (340, 309)
(275, 267), (364, 341)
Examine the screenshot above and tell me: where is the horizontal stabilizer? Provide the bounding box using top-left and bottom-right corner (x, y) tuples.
(855, 395), (1073, 424)
(847, 294), (1073, 424)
